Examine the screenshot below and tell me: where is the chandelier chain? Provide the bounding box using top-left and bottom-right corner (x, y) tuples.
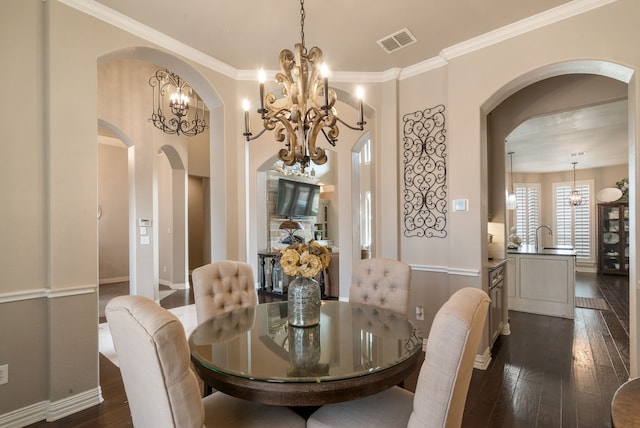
(299, 0), (306, 51)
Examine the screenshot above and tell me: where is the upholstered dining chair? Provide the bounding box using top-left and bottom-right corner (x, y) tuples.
(105, 295), (305, 428)
(307, 287), (491, 428)
(192, 260), (258, 325)
(349, 257), (412, 316)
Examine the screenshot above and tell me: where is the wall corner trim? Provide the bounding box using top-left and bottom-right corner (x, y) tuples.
(0, 285), (97, 304)
(410, 264), (480, 277)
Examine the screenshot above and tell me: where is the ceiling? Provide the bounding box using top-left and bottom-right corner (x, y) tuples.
(89, 0), (627, 172)
(94, 0), (573, 73)
(507, 100), (629, 173)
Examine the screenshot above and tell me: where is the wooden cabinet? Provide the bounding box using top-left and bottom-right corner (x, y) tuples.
(597, 202), (629, 276)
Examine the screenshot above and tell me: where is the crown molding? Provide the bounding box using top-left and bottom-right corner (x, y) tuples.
(57, 0), (237, 79)
(399, 57), (448, 80)
(440, 0), (617, 61)
(59, 0), (616, 83)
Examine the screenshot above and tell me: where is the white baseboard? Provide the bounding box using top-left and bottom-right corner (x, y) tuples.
(474, 346), (492, 370)
(0, 401), (48, 428)
(47, 386), (103, 421)
(99, 276), (128, 285)
(501, 322), (512, 336)
(0, 387), (103, 428)
(423, 338), (491, 370)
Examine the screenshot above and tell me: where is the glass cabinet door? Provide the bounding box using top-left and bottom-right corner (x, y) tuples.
(624, 206), (629, 272)
(598, 203), (629, 275)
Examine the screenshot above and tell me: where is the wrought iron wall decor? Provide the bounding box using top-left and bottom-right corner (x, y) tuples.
(402, 105), (447, 238)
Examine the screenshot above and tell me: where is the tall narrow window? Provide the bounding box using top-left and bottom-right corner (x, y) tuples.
(514, 183), (540, 246)
(359, 138), (371, 165)
(553, 180), (593, 261)
(361, 190), (372, 248)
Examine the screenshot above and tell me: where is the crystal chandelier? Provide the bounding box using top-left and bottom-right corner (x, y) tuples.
(568, 161), (583, 206)
(149, 69), (207, 136)
(242, 0), (365, 172)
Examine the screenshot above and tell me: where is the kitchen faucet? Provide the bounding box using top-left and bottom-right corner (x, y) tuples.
(535, 225), (553, 251)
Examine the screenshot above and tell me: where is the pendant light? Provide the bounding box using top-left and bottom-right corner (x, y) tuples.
(568, 162), (583, 206)
(506, 151), (517, 210)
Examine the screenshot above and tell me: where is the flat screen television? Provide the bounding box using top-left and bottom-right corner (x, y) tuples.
(276, 178), (320, 217)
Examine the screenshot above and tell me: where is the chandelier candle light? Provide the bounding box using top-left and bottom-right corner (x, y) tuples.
(242, 0), (366, 172)
(149, 69), (207, 136)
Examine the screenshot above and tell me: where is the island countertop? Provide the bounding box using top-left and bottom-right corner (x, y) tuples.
(508, 244), (576, 257)
(486, 258), (507, 270)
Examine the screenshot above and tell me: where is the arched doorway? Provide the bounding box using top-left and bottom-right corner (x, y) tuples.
(97, 47), (225, 301)
(482, 59), (638, 376)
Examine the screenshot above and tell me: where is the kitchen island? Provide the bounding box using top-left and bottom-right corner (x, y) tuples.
(507, 245), (576, 319)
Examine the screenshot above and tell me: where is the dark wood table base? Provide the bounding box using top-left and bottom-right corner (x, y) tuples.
(192, 351), (424, 407)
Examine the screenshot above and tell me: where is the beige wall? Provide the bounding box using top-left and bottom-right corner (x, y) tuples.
(3, 0), (640, 422)
(398, 0), (640, 359)
(98, 141), (129, 282)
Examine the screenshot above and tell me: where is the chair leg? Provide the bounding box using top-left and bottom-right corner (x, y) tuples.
(204, 383), (213, 396)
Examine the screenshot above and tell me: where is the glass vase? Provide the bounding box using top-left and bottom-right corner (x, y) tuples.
(287, 276), (321, 327)
(287, 324), (321, 376)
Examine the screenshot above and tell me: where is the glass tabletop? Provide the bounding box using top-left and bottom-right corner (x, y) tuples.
(189, 300), (423, 383)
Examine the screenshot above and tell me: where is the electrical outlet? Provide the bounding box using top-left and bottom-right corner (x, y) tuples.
(415, 306), (424, 321)
(0, 364), (8, 385)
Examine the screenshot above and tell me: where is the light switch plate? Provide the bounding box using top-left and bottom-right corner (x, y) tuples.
(453, 199), (468, 212)
(138, 218), (152, 227)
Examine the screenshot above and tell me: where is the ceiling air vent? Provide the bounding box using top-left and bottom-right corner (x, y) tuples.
(377, 28), (417, 53)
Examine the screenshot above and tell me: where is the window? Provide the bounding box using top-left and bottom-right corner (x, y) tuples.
(361, 191), (372, 248)
(514, 183), (540, 246)
(359, 138), (371, 165)
(553, 180), (593, 262)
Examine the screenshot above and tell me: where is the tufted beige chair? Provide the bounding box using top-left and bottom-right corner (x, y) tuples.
(105, 295), (305, 428)
(351, 302), (413, 340)
(307, 287), (491, 428)
(349, 257), (412, 316)
(192, 260), (258, 325)
(191, 305), (256, 345)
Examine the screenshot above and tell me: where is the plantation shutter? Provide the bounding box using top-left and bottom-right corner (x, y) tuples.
(515, 184), (540, 246)
(555, 185), (573, 246)
(554, 181), (592, 261)
(573, 183), (591, 258)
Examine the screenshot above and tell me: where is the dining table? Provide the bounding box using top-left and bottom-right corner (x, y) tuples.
(188, 300), (424, 406)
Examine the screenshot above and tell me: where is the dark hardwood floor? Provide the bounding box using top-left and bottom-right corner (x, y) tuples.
(28, 272), (629, 427)
(461, 272), (629, 428)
